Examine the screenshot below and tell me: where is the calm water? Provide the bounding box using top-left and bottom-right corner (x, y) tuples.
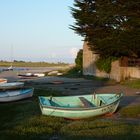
(0, 66), (65, 73)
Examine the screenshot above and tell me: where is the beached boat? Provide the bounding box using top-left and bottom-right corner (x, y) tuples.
(0, 82), (24, 90)
(2, 66), (13, 71)
(0, 78), (7, 84)
(34, 73), (45, 77)
(18, 73), (38, 79)
(18, 73), (45, 78)
(0, 88), (34, 102)
(39, 92), (123, 119)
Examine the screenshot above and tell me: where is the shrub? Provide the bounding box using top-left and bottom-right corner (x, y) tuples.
(96, 57), (118, 73)
(75, 49), (83, 72)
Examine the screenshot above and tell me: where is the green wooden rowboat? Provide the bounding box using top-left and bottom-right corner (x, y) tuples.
(39, 92), (123, 119)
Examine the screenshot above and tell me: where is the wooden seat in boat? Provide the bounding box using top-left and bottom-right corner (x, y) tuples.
(79, 97), (94, 107)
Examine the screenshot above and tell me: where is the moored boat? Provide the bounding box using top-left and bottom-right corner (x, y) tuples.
(0, 82), (24, 90)
(39, 92), (123, 119)
(0, 88), (34, 102)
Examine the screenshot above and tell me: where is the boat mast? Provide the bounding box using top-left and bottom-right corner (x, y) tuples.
(10, 44), (13, 68)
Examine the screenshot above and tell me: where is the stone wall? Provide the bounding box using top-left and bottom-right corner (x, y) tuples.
(120, 67), (140, 80)
(83, 41), (140, 82)
(110, 60), (140, 81)
(83, 41), (109, 78)
(110, 60), (121, 82)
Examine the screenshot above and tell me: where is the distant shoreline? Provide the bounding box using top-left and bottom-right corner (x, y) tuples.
(0, 61), (72, 67)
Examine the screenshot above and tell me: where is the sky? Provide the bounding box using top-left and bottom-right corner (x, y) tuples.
(0, 0), (83, 63)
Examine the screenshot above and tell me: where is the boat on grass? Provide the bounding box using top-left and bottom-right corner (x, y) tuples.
(0, 78), (7, 84)
(0, 82), (24, 90)
(0, 88), (34, 102)
(18, 73), (45, 78)
(39, 92), (123, 119)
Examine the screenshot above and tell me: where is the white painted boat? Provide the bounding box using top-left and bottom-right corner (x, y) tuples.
(0, 88), (34, 102)
(34, 73), (45, 77)
(18, 73), (38, 78)
(0, 82), (24, 90)
(7, 66), (13, 71)
(0, 78), (7, 84)
(47, 71), (58, 76)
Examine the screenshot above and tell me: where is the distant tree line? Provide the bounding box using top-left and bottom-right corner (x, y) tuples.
(13, 60), (25, 62)
(71, 0), (140, 59)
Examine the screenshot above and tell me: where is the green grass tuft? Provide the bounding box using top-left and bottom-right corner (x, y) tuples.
(121, 79), (140, 89)
(119, 104), (140, 118)
(60, 120), (140, 140)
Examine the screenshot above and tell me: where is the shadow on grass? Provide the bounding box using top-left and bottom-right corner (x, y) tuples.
(0, 88), (69, 140)
(60, 119), (140, 140)
(120, 96), (140, 107)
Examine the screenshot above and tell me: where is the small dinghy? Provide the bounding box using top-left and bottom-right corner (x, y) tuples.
(0, 82), (24, 90)
(18, 73), (38, 79)
(0, 78), (7, 84)
(39, 92), (123, 119)
(34, 73), (45, 77)
(0, 88), (34, 102)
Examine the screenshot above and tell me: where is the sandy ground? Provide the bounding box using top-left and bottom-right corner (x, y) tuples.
(0, 70), (140, 108)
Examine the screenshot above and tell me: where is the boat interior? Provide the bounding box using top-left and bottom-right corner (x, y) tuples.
(39, 93), (122, 108)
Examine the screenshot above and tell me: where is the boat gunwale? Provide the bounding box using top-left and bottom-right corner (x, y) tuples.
(0, 88), (34, 98)
(0, 82), (24, 90)
(39, 93), (123, 111)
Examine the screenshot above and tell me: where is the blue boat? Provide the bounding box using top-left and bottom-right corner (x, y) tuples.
(39, 92), (123, 119)
(0, 88), (34, 102)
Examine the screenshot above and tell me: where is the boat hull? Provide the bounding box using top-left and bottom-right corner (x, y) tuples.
(0, 82), (24, 90)
(0, 79), (7, 84)
(39, 93), (123, 119)
(0, 88), (33, 102)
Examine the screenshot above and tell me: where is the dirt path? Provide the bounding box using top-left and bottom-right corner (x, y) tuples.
(1, 71), (140, 107)
(26, 76), (140, 107)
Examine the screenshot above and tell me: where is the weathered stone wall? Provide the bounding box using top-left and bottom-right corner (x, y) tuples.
(83, 41), (140, 82)
(120, 67), (140, 80)
(83, 41), (97, 75)
(83, 41), (109, 78)
(110, 60), (121, 82)
(110, 60), (140, 81)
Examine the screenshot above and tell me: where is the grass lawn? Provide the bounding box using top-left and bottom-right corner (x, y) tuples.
(121, 79), (140, 89)
(0, 88), (140, 140)
(119, 104), (140, 118)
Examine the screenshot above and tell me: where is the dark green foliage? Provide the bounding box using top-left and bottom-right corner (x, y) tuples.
(75, 49), (83, 71)
(95, 57), (118, 73)
(71, 0), (140, 58)
(62, 67), (83, 78)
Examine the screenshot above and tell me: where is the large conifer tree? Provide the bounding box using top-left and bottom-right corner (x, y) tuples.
(71, 0), (140, 58)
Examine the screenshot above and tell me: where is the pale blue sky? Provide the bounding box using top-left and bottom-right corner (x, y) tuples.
(0, 0), (83, 63)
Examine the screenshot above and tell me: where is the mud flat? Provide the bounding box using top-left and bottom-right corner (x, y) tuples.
(0, 66), (69, 82)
